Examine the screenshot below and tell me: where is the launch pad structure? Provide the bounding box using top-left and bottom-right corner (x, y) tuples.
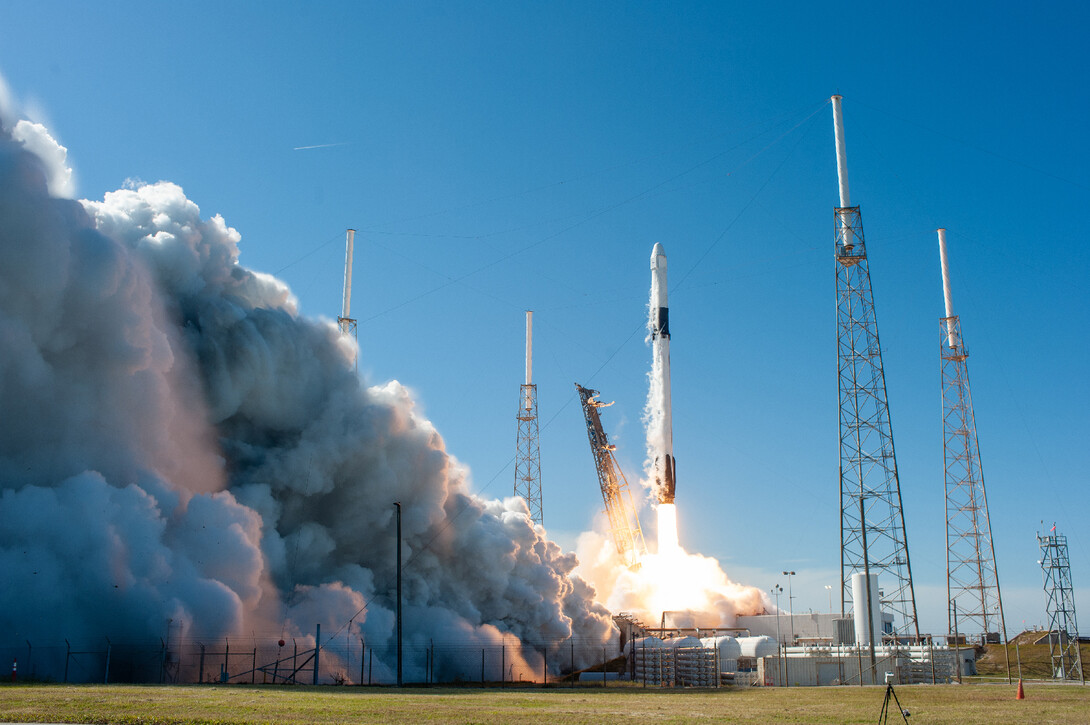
(514, 311), (543, 526)
(830, 96), (920, 642)
(575, 384), (647, 569)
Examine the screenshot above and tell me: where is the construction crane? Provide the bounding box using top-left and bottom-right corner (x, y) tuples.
(575, 383), (647, 570)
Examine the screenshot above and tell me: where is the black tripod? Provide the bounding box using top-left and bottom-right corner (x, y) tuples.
(878, 681), (910, 724)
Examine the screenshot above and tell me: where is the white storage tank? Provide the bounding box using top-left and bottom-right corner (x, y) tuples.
(737, 635), (778, 658)
(630, 636), (671, 686)
(665, 636), (703, 650)
(700, 635), (741, 673)
(699, 636), (741, 660)
(667, 636), (714, 686)
(851, 572), (883, 645)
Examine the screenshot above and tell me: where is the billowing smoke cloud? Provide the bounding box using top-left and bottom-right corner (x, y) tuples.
(0, 95), (613, 681)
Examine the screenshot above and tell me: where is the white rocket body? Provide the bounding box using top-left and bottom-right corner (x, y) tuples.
(650, 243), (676, 504)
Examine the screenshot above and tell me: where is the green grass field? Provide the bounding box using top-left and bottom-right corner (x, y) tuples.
(1, 682), (1087, 724)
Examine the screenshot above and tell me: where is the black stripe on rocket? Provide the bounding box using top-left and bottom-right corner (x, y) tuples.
(654, 306), (670, 339)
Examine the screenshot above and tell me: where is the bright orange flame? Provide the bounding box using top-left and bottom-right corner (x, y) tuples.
(574, 503), (767, 628)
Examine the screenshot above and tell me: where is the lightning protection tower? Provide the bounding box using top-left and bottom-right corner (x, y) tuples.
(937, 229), (1007, 648)
(1038, 527), (1084, 681)
(576, 383), (647, 569)
(831, 96), (920, 640)
(338, 229), (358, 367)
(514, 311), (542, 525)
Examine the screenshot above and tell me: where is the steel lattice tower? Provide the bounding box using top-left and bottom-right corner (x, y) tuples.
(937, 229), (1006, 645)
(514, 311), (542, 525)
(831, 96), (919, 640)
(1038, 529), (1084, 681)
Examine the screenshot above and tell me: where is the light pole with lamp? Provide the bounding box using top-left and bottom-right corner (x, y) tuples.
(772, 584), (784, 686)
(782, 571), (796, 645)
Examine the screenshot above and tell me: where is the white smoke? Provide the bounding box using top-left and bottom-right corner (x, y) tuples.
(12, 120), (74, 197)
(0, 96), (613, 681)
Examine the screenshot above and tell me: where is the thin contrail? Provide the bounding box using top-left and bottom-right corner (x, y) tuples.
(292, 142), (350, 151)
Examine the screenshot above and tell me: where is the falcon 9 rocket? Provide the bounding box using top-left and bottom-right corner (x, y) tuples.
(649, 242), (676, 505)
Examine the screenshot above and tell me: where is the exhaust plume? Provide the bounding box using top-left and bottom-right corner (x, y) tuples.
(0, 92), (613, 682)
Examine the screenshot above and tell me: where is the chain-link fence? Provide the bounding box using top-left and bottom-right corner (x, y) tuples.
(0, 635), (627, 686)
(1, 635), (966, 688)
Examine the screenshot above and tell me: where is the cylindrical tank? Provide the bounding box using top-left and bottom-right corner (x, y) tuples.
(699, 636), (741, 660)
(623, 635), (665, 657)
(630, 636), (670, 686)
(737, 635), (777, 658)
(665, 636), (702, 650)
(851, 572), (882, 645)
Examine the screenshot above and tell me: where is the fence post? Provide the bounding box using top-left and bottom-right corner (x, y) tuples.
(251, 647), (257, 684)
(292, 639), (298, 684)
(481, 648), (485, 685)
(64, 640), (70, 683)
(224, 637), (229, 683)
(104, 637), (111, 685)
(543, 645), (547, 686)
(501, 644), (505, 688)
(313, 623), (321, 685)
(360, 639), (365, 686)
(198, 643), (205, 684)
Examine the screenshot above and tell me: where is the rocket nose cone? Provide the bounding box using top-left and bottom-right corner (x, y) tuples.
(652, 242), (665, 258)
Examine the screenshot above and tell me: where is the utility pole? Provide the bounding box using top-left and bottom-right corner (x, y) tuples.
(782, 571), (796, 645)
(393, 502), (402, 687)
(772, 584), (784, 686)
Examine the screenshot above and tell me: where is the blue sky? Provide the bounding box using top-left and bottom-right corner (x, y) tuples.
(2, 1), (1087, 637)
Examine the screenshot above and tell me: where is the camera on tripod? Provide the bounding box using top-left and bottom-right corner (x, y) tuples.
(879, 672), (910, 723)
